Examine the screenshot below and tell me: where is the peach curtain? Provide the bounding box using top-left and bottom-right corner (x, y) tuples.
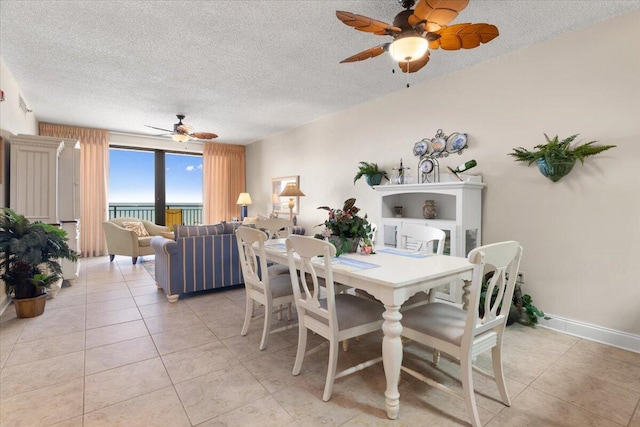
(202, 143), (245, 224)
(39, 122), (109, 257)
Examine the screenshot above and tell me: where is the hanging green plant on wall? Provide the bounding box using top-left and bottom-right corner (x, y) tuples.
(508, 134), (616, 182)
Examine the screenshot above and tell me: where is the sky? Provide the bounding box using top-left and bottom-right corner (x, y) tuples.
(109, 149), (203, 204)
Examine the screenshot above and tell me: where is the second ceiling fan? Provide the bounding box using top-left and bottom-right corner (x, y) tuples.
(337, 0), (499, 73)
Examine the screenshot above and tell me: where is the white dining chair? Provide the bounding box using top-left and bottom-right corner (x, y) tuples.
(285, 235), (385, 401)
(400, 241), (523, 427)
(255, 218), (294, 275)
(368, 222), (378, 246)
(398, 223), (446, 310)
(236, 226), (297, 350)
(256, 217), (293, 239)
(398, 222), (445, 255)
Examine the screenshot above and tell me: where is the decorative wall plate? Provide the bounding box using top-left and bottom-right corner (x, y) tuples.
(430, 137), (446, 155)
(413, 139), (429, 157)
(447, 132), (467, 153)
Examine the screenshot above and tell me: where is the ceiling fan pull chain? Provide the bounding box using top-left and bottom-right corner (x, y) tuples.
(406, 62), (410, 88)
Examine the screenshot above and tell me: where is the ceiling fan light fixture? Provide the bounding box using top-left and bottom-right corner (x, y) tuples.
(389, 36), (428, 62)
(172, 133), (190, 143)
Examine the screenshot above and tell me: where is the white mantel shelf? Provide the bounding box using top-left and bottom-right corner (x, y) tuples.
(373, 174), (485, 193)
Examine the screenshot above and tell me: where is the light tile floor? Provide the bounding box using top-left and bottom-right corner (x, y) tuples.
(1, 256), (639, 427)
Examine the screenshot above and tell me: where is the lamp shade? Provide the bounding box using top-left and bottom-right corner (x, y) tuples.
(172, 133), (190, 143)
(389, 36), (428, 62)
(279, 182), (305, 197)
(236, 192), (253, 205)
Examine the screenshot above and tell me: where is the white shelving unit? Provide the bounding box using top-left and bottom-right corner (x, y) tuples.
(374, 175), (485, 301)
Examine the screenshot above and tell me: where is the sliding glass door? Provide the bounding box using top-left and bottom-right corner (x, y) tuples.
(108, 148), (203, 226)
(108, 148), (155, 221)
(165, 152), (203, 226)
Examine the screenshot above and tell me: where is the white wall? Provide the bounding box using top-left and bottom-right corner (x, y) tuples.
(109, 132), (204, 153)
(0, 56), (38, 138)
(0, 55), (40, 312)
(246, 11), (640, 342)
(0, 55), (39, 206)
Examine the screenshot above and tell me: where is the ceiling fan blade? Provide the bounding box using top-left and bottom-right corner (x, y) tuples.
(336, 11), (401, 36)
(409, 0), (469, 32)
(431, 23), (499, 50)
(176, 123), (194, 134)
(191, 132), (218, 140)
(145, 125), (173, 132)
(340, 44), (390, 63)
(398, 50), (430, 73)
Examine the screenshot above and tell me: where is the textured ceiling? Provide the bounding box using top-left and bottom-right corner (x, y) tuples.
(1, 0), (639, 145)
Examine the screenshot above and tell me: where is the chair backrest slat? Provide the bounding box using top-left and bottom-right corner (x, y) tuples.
(256, 218), (294, 239)
(286, 235), (338, 327)
(465, 241), (523, 337)
(368, 222), (378, 246)
(236, 226), (270, 294)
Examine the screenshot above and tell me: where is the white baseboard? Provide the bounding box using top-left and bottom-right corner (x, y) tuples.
(539, 314), (640, 354)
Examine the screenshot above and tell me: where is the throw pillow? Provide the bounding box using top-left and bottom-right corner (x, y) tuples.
(122, 221), (150, 237)
(160, 231), (175, 239)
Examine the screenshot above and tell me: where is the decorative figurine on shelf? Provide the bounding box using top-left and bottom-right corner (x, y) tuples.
(390, 159), (406, 184)
(423, 200), (437, 219)
(447, 159), (478, 181)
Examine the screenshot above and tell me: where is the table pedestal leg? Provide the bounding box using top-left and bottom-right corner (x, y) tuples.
(382, 305), (402, 419)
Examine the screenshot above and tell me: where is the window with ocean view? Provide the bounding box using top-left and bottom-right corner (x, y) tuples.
(109, 148), (203, 225)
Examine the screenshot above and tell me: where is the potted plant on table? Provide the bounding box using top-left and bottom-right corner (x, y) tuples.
(354, 162), (388, 187)
(314, 198), (372, 256)
(0, 208), (78, 318)
(508, 133), (616, 182)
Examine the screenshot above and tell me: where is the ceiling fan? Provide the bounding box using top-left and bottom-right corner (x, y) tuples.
(145, 114), (218, 142)
(336, 0), (499, 74)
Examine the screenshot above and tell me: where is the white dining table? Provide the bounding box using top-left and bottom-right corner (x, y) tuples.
(262, 239), (474, 420)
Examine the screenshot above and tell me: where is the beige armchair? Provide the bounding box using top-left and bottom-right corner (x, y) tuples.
(103, 217), (170, 264)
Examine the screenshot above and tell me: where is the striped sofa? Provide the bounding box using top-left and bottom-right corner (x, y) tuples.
(151, 222), (244, 302)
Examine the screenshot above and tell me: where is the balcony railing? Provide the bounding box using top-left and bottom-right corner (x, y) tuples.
(108, 203), (203, 225)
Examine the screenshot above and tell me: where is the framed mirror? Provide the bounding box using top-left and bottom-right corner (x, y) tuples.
(272, 175), (300, 216)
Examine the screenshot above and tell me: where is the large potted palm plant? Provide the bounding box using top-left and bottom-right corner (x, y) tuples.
(0, 208), (78, 317)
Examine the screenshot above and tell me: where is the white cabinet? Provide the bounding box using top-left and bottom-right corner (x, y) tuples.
(9, 134), (81, 286)
(58, 140), (81, 221)
(374, 175), (485, 301)
(9, 135), (64, 223)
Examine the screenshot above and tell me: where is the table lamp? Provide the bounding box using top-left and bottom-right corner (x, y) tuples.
(236, 192), (253, 221)
(278, 182), (305, 220)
